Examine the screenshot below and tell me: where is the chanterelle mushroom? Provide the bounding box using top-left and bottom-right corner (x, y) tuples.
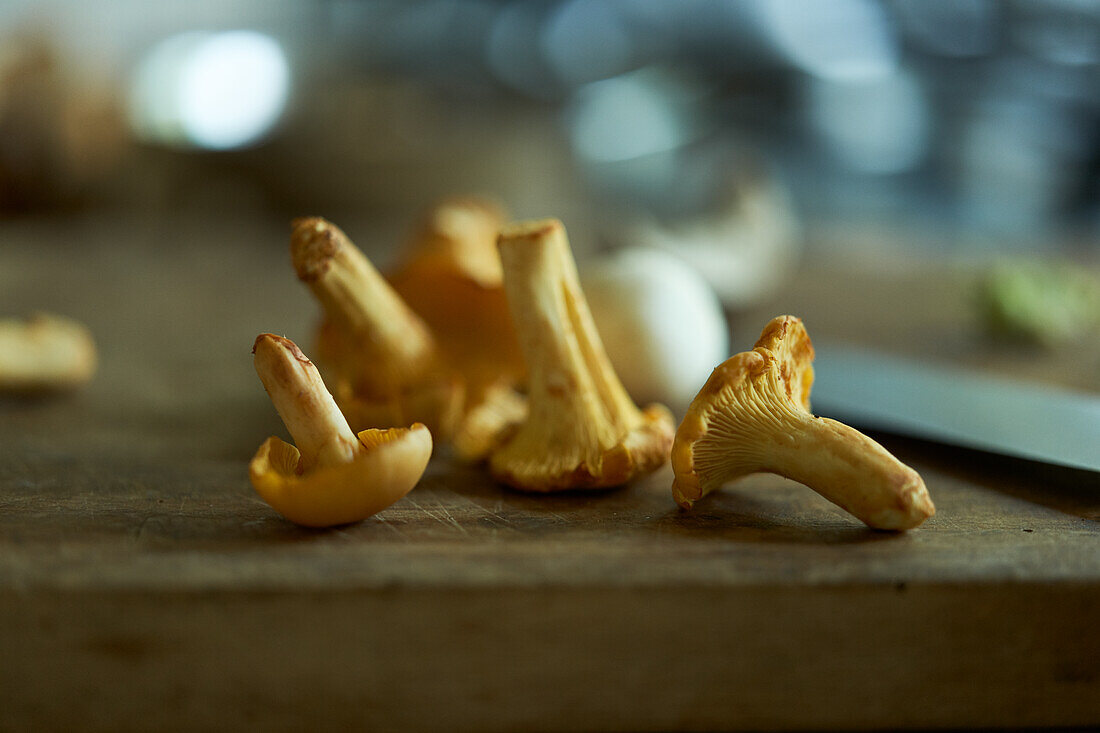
(249, 333), (432, 528)
(489, 219), (674, 491)
(388, 196), (524, 394)
(291, 217), (462, 438)
(672, 316), (934, 530)
(387, 197), (528, 461)
(0, 313), (96, 393)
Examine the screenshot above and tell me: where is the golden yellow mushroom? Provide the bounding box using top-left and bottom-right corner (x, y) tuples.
(388, 196), (525, 395)
(387, 197), (530, 462)
(488, 219), (674, 492)
(249, 333), (432, 528)
(672, 315), (934, 530)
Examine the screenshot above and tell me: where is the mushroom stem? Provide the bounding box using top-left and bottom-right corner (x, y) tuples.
(499, 219), (641, 433)
(491, 219), (672, 489)
(291, 217), (436, 394)
(768, 416), (933, 530)
(252, 333), (360, 472)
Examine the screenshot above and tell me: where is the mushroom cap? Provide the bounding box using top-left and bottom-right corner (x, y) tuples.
(490, 403), (675, 492)
(672, 315), (814, 508)
(754, 314), (814, 411)
(249, 423), (432, 527)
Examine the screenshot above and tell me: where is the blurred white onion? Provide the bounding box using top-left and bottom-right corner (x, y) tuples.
(581, 247), (729, 414)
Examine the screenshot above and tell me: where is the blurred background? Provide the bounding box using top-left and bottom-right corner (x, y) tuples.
(4, 0), (1099, 233)
(2, 0), (1099, 357)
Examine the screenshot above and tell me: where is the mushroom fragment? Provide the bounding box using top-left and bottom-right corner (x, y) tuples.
(249, 333), (431, 528)
(489, 219), (674, 491)
(291, 217), (462, 438)
(672, 316), (934, 530)
(451, 381), (528, 463)
(0, 313), (96, 393)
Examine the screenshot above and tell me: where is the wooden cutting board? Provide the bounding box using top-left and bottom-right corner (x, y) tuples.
(1, 216), (1098, 731)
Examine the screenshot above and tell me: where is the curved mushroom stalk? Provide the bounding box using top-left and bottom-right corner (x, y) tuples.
(489, 219), (674, 491)
(249, 334), (432, 528)
(672, 316), (934, 530)
(291, 217), (462, 438)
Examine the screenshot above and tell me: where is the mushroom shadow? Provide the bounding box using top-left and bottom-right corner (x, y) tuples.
(438, 458), (907, 545)
(649, 492), (906, 546)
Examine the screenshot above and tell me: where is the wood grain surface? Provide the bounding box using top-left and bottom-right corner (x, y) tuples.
(1, 214), (1098, 732)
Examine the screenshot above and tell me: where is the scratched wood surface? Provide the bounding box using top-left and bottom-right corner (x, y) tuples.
(1, 214), (1098, 732)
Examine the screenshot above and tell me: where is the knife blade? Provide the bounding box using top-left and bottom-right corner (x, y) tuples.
(811, 343), (1100, 472)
